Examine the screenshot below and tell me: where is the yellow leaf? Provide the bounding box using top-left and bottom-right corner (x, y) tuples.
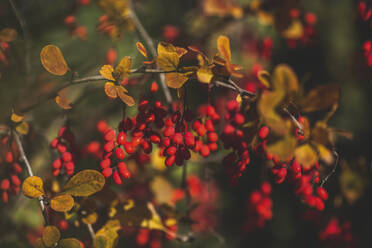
(175, 47), (188, 58)
(165, 72), (188, 89)
(272, 64), (299, 93)
(82, 212), (98, 225)
(150, 177), (174, 205)
(11, 112), (24, 123)
(136, 42), (147, 58)
(300, 84), (340, 113)
(40, 45), (69, 76)
(104, 82), (117, 99)
(94, 220), (121, 248)
(63, 170), (105, 197)
(34, 238), (45, 248)
(316, 144), (334, 165)
(197, 66), (213, 84)
(294, 144), (318, 169)
(0, 28), (18, 42)
(151, 147), (166, 171)
(58, 238), (82, 248)
(157, 42), (179, 71)
(140, 203), (166, 231)
(217, 35), (231, 63)
(42, 226), (60, 247)
(50, 194), (74, 212)
(257, 70), (271, 88)
(257, 89), (288, 135)
(266, 135), (297, 161)
(116, 86), (135, 106)
(282, 20), (304, 39)
(55, 95), (72, 110)
(16, 121), (29, 135)
(115, 56), (132, 80)
(100, 65), (115, 81)
(22, 176), (45, 198)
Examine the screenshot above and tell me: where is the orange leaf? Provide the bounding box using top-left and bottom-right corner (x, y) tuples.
(116, 86), (135, 106)
(300, 84), (340, 113)
(115, 56), (132, 80)
(136, 42), (148, 58)
(157, 42), (179, 71)
(16, 121), (29, 135)
(0, 28), (17, 42)
(272, 64), (299, 93)
(294, 144), (318, 169)
(175, 47), (188, 58)
(217, 35), (231, 63)
(55, 95), (72, 110)
(11, 112), (24, 123)
(40, 45), (70, 76)
(100, 65), (115, 81)
(104, 82), (117, 99)
(165, 73), (188, 89)
(257, 70), (271, 88)
(197, 66), (213, 84)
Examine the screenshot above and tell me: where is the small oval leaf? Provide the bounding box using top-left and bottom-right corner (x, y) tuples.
(22, 176), (45, 198)
(50, 194), (74, 212)
(63, 170), (105, 197)
(40, 45), (69, 76)
(42, 226), (60, 247)
(58, 238), (82, 248)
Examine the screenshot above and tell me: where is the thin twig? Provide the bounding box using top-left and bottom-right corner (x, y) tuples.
(19, 69), (253, 114)
(283, 108), (304, 135)
(127, 0), (172, 105)
(320, 150), (339, 188)
(8, 0), (32, 75)
(12, 130), (49, 225)
(87, 224), (95, 239)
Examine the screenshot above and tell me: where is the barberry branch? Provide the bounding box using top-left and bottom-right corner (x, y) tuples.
(12, 130), (49, 225)
(20, 70), (255, 113)
(127, 0), (173, 105)
(86, 223), (95, 239)
(8, 0), (32, 75)
(320, 150), (339, 188)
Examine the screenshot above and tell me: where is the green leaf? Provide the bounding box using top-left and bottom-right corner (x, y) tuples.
(63, 170), (105, 197)
(42, 226), (60, 247)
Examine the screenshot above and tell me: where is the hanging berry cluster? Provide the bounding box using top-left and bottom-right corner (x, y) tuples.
(0, 135), (22, 203)
(50, 126), (77, 176)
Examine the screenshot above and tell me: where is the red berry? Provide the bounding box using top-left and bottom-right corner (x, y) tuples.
(117, 131), (127, 145)
(184, 132), (195, 147)
(207, 132), (218, 142)
(10, 175), (20, 186)
(53, 159), (62, 169)
(106, 48), (117, 65)
(197, 125), (207, 136)
(13, 163), (22, 173)
(150, 82), (159, 93)
(164, 126), (175, 137)
(234, 113), (245, 125)
(100, 159), (111, 169)
(205, 119), (215, 131)
(97, 120), (109, 133)
(172, 133), (183, 145)
(113, 170), (122, 185)
(102, 167), (113, 178)
(5, 151), (13, 163)
(104, 129), (116, 142)
(59, 220), (68, 231)
(118, 162), (130, 178)
(261, 182), (272, 195)
(150, 134), (161, 144)
(305, 12), (317, 25)
(166, 146), (177, 156)
(258, 126), (269, 139)
(57, 144), (67, 153)
(316, 187), (328, 200)
(165, 155), (175, 167)
(200, 145), (210, 157)
(115, 147), (125, 160)
(124, 142), (134, 154)
(65, 162), (74, 171)
(2, 191), (8, 203)
(62, 152), (72, 162)
(104, 141), (115, 153)
(1, 179), (10, 191)
(50, 138), (59, 148)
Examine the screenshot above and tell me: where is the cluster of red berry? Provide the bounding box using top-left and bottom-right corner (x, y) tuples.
(244, 182), (273, 231)
(221, 100), (252, 185)
(63, 15), (87, 40)
(319, 218), (355, 248)
(50, 126), (77, 176)
(0, 135), (22, 203)
(358, 1), (372, 67)
(287, 9), (318, 48)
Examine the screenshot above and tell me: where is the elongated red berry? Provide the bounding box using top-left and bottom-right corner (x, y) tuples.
(117, 131), (127, 145)
(102, 167), (113, 178)
(100, 159), (111, 169)
(165, 155), (175, 167)
(118, 162), (130, 178)
(115, 147), (125, 160)
(104, 129), (116, 142)
(113, 170), (122, 185)
(258, 126), (269, 139)
(1, 179), (10, 191)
